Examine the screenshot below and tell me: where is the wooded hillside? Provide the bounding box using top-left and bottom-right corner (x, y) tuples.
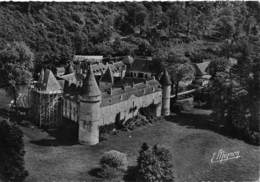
(0, 2), (259, 68)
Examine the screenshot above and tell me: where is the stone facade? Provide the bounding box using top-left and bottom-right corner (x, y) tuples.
(30, 69), (63, 128)
(31, 60), (172, 145)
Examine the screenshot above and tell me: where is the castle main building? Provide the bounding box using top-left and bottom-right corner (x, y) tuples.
(30, 58), (172, 145)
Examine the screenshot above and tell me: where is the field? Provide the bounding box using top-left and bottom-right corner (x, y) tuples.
(22, 113), (260, 182)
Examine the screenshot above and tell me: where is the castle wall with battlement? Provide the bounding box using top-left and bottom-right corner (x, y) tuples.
(62, 87), (162, 126)
(100, 90), (162, 126)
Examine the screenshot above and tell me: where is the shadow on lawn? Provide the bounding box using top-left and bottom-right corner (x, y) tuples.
(88, 166), (138, 182)
(31, 138), (78, 146)
(88, 168), (103, 178)
(30, 127), (79, 146)
(164, 113), (239, 141)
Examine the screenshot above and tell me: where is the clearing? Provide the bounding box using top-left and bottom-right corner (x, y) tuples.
(22, 114), (260, 182)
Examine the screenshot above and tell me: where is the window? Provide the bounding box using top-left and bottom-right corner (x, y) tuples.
(138, 73), (143, 78)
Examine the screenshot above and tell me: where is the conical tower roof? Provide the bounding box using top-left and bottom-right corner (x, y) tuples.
(160, 69), (172, 86)
(40, 69), (62, 93)
(81, 65), (101, 97)
(65, 62), (74, 74)
(100, 65), (114, 84)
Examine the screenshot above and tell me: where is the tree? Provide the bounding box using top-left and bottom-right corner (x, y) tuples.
(0, 120), (28, 182)
(168, 61), (195, 101)
(0, 41), (34, 120)
(209, 71), (235, 128)
(207, 57), (231, 76)
(166, 3), (185, 36)
(125, 3), (148, 28)
(213, 6), (236, 40)
(137, 143), (175, 182)
(209, 40), (260, 143)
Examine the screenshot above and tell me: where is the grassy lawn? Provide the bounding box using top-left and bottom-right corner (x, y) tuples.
(22, 114), (260, 182)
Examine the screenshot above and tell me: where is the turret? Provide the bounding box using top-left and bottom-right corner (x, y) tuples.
(160, 69), (172, 116)
(65, 62), (74, 75)
(78, 65), (101, 145)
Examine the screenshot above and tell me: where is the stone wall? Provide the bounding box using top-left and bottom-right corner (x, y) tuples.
(78, 95), (101, 145)
(62, 95), (79, 122)
(30, 90), (63, 128)
(100, 91), (162, 126)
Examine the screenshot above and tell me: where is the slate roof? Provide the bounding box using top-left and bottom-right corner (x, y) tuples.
(73, 55), (103, 63)
(81, 65), (101, 97)
(91, 61), (126, 75)
(128, 58), (160, 74)
(65, 62), (74, 75)
(160, 69), (172, 86)
(100, 66), (114, 84)
(59, 73), (81, 86)
(101, 78), (161, 107)
(194, 61), (210, 76)
(110, 61), (126, 73)
(38, 69), (62, 93)
(92, 63), (107, 75)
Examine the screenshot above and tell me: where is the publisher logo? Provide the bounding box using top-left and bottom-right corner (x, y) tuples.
(211, 149), (240, 163)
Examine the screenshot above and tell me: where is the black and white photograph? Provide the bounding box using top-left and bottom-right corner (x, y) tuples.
(0, 1), (259, 182)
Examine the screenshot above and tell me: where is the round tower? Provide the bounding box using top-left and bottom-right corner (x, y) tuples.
(160, 69), (172, 116)
(78, 65), (101, 145)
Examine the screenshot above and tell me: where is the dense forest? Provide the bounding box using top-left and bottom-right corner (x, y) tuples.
(0, 2), (259, 69)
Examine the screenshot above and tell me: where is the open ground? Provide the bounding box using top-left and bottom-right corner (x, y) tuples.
(22, 113), (260, 182)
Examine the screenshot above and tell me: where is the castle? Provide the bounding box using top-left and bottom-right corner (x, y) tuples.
(30, 57), (172, 145)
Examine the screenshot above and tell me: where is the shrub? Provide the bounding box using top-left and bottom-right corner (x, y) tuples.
(100, 150), (128, 171)
(0, 120), (28, 182)
(244, 129), (260, 145)
(136, 143), (175, 182)
(98, 164), (124, 180)
(96, 150), (128, 181)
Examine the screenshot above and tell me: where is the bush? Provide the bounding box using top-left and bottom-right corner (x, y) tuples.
(100, 150), (128, 171)
(0, 120), (28, 182)
(136, 143), (175, 182)
(98, 164), (124, 180)
(96, 150), (128, 181)
(243, 129), (260, 145)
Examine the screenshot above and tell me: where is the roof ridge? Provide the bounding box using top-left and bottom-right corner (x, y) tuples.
(160, 69), (172, 86)
(100, 65), (114, 84)
(44, 69), (62, 92)
(81, 64), (101, 97)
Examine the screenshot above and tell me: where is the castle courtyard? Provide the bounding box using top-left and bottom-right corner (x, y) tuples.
(22, 114), (260, 182)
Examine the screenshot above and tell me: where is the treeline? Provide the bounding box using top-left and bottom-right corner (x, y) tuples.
(0, 2), (259, 68)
